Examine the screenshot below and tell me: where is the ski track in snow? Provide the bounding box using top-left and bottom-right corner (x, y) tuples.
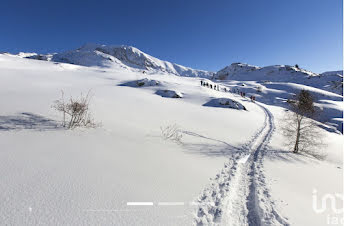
(194, 103), (289, 226)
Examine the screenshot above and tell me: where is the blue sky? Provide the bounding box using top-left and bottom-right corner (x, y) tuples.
(0, 0), (343, 73)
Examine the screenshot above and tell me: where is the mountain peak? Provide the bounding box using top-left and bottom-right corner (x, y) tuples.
(47, 44), (213, 78)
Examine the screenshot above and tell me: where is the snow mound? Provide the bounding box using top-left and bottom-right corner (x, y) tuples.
(203, 98), (246, 110)
(50, 44), (213, 78)
(155, 90), (183, 98)
(120, 78), (162, 87)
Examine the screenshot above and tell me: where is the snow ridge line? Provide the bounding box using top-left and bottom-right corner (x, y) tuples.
(193, 106), (269, 225)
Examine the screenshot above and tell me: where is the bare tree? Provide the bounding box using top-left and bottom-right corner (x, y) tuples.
(283, 90), (324, 158)
(52, 90), (98, 129)
(160, 124), (183, 144)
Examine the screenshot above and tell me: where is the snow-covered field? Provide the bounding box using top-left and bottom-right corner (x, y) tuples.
(0, 51), (343, 225)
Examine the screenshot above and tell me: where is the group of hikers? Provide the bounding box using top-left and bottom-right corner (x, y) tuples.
(200, 80), (220, 91)
(200, 80), (257, 102)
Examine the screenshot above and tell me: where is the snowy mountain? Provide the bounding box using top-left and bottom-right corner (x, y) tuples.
(0, 52), (343, 226)
(13, 46), (343, 97)
(214, 63), (319, 81)
(7, 47), (342, 131)
(22, 44), (213, 78)
(214, 62), (261, 80)
(214, 63), (343, 95)
(319, 70), (343, 95)
(320, 70), (343, 76)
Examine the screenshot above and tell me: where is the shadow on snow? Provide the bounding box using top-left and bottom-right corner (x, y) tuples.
(0, 112), (60, 131)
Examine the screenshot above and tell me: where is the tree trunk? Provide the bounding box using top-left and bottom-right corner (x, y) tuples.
(293, 118), (301, 153)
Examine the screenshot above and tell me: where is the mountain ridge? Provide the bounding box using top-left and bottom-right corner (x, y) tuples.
(23, 43), (214, 78)
(3, 44), (342, 95)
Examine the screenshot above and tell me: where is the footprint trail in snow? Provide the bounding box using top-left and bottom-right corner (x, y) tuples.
(195, 103), (289, 226)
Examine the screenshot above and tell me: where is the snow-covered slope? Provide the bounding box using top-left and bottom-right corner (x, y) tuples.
(214, 63), (318, 81)
(214, 63), (343, 95)
(0, 54), (343, 225)
(27, 44), (213, 78)
(214, 63), (261, 80)
(212, 63), (343, 132)
(321, 70), (343, 76)
(319, 70), (343, 95)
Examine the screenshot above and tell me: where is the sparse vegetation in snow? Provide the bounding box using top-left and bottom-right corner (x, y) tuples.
(52, 91), (99, 129)
(282, 90), (325, 158)
(160, 124), (183, 144)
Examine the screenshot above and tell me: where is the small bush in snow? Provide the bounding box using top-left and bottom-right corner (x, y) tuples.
(160, 124), (183, 144)
(52, 91), (98, 129)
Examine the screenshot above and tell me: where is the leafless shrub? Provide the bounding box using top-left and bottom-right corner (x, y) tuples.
(160, 124), (183, 144)
(52, 90), (99, 129)
(282, 112), (326, 159)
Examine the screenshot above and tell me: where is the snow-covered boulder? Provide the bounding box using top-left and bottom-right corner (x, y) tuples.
(155, 90), (183, 98)
(136, 78), (160, 87)
(120, 78), (161, 87)
(203, 98), (246, 110)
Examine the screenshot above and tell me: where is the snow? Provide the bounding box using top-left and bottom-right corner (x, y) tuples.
(155, 89), (184, 98)
(0, 54), (261, 225)
(211, 80), (343, 133)
(214, 64), (343, 96)
(47, 43), (214, 78)
(120, 78), (162, 87)
(263, 106), (343, 226)
(214, 63), (261, 80)
(203, 98), (246, 110)
(0, 51), (343, 226)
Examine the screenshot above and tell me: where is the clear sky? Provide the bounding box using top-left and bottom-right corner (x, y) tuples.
(0, 0), (343, 73)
